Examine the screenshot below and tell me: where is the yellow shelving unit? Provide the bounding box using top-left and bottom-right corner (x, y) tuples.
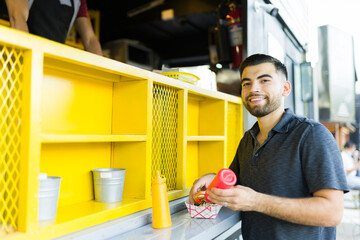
(0, 25), (242, 239)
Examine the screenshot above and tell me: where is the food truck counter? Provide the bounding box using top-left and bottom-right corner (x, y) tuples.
(56, 197), (241, 240)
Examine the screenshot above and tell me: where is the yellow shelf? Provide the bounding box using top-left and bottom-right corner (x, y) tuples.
(65, 40), (84, 50)
(187, 136), (225, 141)
(55, 198), (147, 224)
(41, 134), (147, 143)
(0, 19), (10, 27)
(36, 199), (151, 239)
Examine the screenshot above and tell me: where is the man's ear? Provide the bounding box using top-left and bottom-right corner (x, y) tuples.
(282, 81), (291, 97)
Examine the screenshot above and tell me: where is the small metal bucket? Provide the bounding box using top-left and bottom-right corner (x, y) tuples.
(38, 176), (62, 221)
(92, 168), (126, 203)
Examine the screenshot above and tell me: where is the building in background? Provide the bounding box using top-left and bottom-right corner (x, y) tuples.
(317, 25), (356, 148)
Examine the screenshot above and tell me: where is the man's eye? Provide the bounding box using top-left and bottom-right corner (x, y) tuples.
(242, 82), (250, 87)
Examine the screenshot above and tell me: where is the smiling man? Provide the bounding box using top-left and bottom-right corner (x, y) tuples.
(189, 54), (348, 240)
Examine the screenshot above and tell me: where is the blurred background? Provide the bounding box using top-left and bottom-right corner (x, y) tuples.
(1, 1), (359, 238)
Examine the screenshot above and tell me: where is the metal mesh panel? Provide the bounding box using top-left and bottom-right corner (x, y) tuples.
(0, 45), (24, 235)
(152, 84), (178, 191)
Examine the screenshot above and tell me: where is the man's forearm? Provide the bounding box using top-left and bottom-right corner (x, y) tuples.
(8, 15), (29, 32)
(83, 37), (102, 56)
(6, 0), (29, 32)
(253, 190), (343, 227)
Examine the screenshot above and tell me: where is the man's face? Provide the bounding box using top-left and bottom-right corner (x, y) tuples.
(241, 63), (289, 117)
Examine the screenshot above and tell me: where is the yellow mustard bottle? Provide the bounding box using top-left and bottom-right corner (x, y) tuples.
(152, 170), (172, 228)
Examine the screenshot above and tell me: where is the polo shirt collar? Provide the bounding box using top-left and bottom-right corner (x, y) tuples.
(272, 108), (295, 133)
(249, 108), (295, 138)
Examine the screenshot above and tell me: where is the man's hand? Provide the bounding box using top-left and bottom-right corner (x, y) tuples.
(206, 185), (258, 211)
(189, 174), (215, 205)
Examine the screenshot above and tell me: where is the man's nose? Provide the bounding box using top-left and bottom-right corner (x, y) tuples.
(250, 81), (260, 92)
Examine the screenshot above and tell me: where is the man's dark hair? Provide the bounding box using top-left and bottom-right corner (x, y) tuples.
(344, 141), (356, 149)
(239, 54), (288, 80)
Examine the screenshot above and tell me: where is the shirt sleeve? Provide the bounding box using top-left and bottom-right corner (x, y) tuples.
(77, 0), (89, 18)
(301, 123), (349, 193)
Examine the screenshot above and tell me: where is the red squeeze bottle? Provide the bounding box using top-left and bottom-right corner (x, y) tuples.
(204, 168), (237, 203)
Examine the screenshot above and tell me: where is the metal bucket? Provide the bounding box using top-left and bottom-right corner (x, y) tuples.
(92, 168), (126, 203)
(38, 176), (62, 221)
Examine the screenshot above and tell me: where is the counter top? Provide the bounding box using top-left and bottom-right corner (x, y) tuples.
(57, 197), (241, 240)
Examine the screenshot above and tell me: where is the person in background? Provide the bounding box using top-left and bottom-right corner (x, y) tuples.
(4, 0), (102, 55)
(341, 141), (360, 189)
(189, 54), (348, 240)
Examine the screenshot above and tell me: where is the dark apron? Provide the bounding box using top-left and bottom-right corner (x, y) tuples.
(27, 0), (74, 43)
(0, 0), (9, 20)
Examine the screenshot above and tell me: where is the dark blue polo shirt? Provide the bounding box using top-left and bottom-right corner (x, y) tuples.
(230, 109), (348, 240)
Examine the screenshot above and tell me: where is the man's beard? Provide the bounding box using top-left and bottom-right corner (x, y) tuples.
(243, 93), (282, 117)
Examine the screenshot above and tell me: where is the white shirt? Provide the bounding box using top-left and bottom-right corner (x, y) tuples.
(341, 151), (356, 177)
